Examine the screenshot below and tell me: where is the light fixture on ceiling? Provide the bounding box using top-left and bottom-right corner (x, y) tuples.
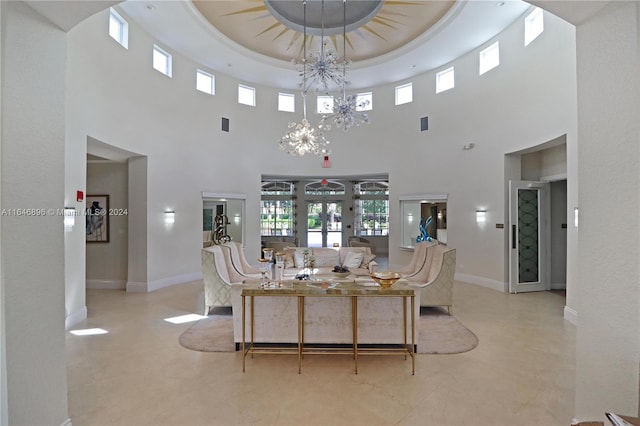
(319, 0), (370, 132)
(279, 0), (330, 157)
(293, 0), (345, 94)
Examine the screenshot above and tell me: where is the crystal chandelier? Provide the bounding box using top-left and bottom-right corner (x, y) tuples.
(293, 0), (346, 93)
(279, 0), (330, 157)
(279, 117), (330, 156)
(319, 0), (370, 132)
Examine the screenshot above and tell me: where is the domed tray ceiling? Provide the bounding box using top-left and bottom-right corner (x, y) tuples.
(192, 0), (455, 63)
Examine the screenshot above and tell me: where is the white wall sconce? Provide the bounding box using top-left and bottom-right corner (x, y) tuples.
(574, 207), (579, 228)
(233, 213), (241, 225)
(476, 209), (487, 223)
(407, 212), (414, 224)
(164, 210), (175, 225)
(64, 207), (76, 231)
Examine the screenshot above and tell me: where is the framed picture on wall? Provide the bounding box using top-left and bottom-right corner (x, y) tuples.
(86, 194), (109, 243)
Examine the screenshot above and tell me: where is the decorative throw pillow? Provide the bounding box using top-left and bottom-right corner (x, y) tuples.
(313, 252), (340, 267)
(343, 251), (365, 269)
(293, 249), (308, 268)
(361, 253), (377, 268)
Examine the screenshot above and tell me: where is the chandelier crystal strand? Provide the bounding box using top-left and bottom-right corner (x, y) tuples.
(279, 0), (330, 157)
(294, 0), (345, 93)
(320, 0), (370, 132)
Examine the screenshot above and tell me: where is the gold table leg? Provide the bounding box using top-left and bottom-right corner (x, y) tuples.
(241, 294), (246, 372)
(352, 296), (358, 375)
(403, 296), (408, 360)
(298, 296), (303, 374)
(411, 294), (415, 375)
(250, 295), (255, 358)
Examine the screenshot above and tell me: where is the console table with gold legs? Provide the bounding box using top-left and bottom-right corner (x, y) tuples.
(241, 280), (415, 375)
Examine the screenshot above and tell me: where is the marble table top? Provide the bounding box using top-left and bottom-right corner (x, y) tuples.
(239, 278), (415, 296)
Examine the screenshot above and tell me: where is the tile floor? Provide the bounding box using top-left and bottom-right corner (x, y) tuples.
(67, 280), (576, 426)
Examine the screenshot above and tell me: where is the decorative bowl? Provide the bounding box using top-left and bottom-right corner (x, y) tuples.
(331, 271), (351, 278)
(370, 271), (403, 288)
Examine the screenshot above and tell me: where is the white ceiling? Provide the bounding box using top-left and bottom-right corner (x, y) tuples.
(117, 0), (532, 91)
(24, 1), (610, 92)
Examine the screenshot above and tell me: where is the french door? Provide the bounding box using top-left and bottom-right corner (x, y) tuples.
(508, 181), (550, 293)
(307, 201), (342, 247)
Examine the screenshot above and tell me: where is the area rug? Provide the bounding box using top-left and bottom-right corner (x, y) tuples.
(179, 307), (478, 355)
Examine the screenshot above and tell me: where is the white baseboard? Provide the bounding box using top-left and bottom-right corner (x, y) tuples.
(455, 272), (506, 292)
(564, 305), (577, 325)
(127, 272), (203, 293)
(551, 282), (567, 290)
(60, 418), (72, 426)
(126, 281), (148, 293)
(65, 306), (87, 330)
(86, 279), (126, 290)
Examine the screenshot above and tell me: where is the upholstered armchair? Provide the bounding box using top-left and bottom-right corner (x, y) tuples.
(221, 241), (261, 278)
(201, 245), (243, 315)
(203, 230), (213, 247)
(396, 241), (438, 276)
(407, 245), (456, 315)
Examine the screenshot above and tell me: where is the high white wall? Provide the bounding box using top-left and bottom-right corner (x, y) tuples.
(6, 0), (637, 424)
(1, 1), (69, 424)
(574, 1), (640, 421)
(65, 5), (578, 310)
(0, 2), (6, 424)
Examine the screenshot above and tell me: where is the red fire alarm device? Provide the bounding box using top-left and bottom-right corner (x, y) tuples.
(76, 191), (84, 202)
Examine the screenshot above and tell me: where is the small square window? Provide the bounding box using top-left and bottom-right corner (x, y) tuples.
(238, 84), (256, 106)
(479, 42), (500, 75)
(109, 8), (128, 49)
(196, 70), (215, 95)
(278, 93), (295, 112)
(395, 83), (412, 105)
(356, 92), (372, 111)
(525, 7), (544, 46)
(153, 45), (172, 77)
(317, 95), (333, 114)
(436, 67), (455, 93)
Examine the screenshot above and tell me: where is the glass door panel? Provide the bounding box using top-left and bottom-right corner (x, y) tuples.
(307, 202), (323, 247)
(508, 181), (550, 293)
(307, 201), (342, 247)
(326, 201), (342, 248)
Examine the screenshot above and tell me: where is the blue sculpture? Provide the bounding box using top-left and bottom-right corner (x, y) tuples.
(416, 216), (433, 243)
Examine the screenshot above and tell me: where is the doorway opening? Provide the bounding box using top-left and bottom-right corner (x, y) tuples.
(505, 136), (567, 294)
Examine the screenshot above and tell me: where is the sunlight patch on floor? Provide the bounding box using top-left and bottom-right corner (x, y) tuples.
(164, 313), (207, 324)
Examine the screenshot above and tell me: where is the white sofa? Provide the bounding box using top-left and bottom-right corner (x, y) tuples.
(230, 283), (419, 345)
(277, 246), (378, 277)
